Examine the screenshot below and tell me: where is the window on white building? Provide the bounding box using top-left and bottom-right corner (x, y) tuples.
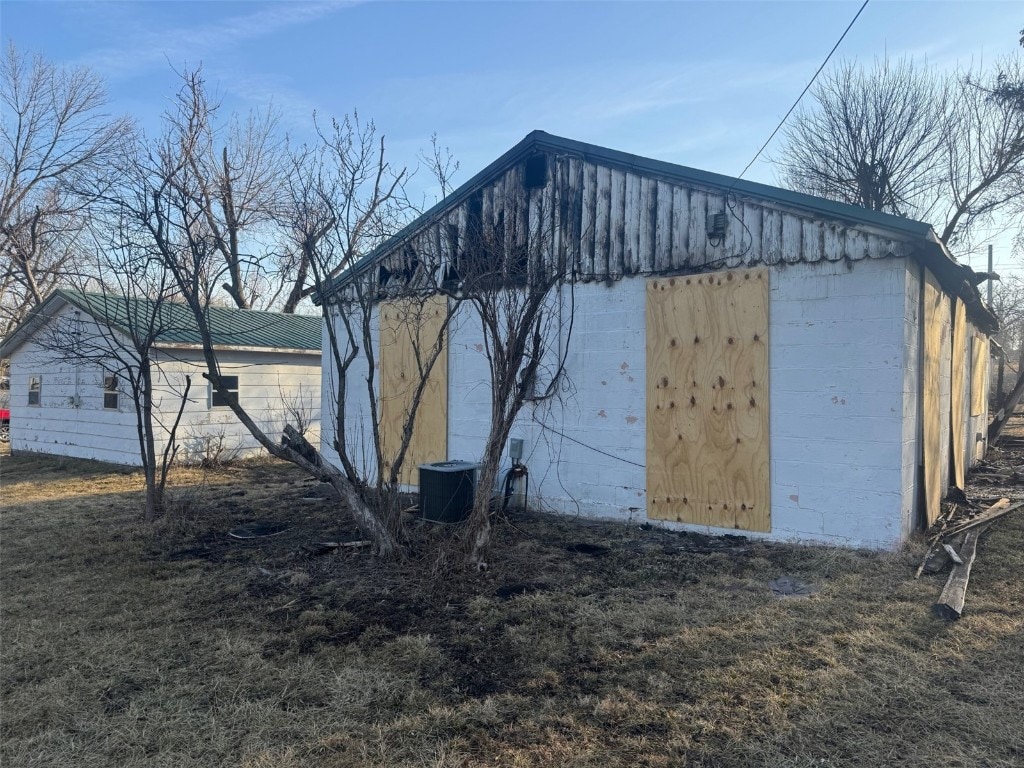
(103, 374), (119, 410)
(28, 376), (41, 406)
(210, 375), (239, 408)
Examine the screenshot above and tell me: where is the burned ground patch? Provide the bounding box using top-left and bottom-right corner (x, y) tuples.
(2, 442), (1023, 767)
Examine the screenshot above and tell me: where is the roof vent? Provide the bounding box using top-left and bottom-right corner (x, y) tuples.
(523, 154), (547, 190)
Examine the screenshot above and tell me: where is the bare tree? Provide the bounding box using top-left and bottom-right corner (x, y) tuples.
(988, 273), (1024, 438)
(940, 58), (1024, 247)
(777, 56), (1024, 249)
(0, 43), (133, 336)
(777, 59), (946, 217)
(118, 71), (451, 557)
(991, 274), (1024, 364)
(158, 68), (298, 311)
(307, 148), (578, 568)
(286, 115), (456, 547)
(455, 167), (578, 567)
(33, 244), (191, 521)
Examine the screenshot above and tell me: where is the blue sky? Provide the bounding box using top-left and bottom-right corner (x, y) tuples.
(3, 1), (1021, 270)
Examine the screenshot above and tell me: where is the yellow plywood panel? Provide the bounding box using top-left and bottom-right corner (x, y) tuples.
(951, 299), (967, 490)
(922, 272), (946, 526)
(971, 334), (988, 417)
(646, 268), (770, 532)
(380, 295), (448, 486)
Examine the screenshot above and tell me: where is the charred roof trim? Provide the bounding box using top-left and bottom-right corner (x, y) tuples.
(315, 131), (997, 334)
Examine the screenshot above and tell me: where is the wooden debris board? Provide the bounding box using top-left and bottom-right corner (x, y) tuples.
(645, 268), (770, 532)
(934, 524), (988, 621)
(379, 295), (448, 486)
(951, 298), (967, 490)
(922, 271), (948, 527)
(971, 334), (989, 417)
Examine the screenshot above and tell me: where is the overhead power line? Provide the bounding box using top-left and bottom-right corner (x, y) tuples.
(733, 0), (871, 184)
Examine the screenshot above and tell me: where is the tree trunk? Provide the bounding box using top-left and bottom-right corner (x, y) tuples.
(466, 424), (511, 567)
(282, 425), (400, 558)
(139, 360), (164, 521)
(467, 460), (499, 567)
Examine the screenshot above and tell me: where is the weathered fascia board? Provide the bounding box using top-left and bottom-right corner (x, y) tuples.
(356, 150), (920, 297)
(155, 343), (321, 356)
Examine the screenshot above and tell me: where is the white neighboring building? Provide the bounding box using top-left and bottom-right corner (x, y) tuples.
(317, 131), (996, 550)
(0, 291), (321, 465)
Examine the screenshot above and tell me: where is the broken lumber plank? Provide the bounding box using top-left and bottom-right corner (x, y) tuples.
(943, 499), (1021, 539)
(922, 533), (965, 574)
(942, 543), (964, 565)
(933, 524), (990, 621)
(915, 505), (956, 579)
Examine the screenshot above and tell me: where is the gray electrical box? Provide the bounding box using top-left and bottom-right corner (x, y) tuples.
(509, 438), (524, 461)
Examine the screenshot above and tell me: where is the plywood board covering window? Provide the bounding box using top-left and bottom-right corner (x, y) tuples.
(951, 298), (967, 490)
(922, 271), (947, 526)
(379, 295), (448, 486)
(971, 335), (988, 417)
(645, 268), (770, 532)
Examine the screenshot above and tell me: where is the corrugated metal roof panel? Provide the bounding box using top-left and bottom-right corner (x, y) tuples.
(61, 292), (321, 351)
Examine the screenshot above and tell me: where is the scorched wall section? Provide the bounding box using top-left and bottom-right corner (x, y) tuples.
(371, 258), (909, 547)
(324, 258), (916, 547)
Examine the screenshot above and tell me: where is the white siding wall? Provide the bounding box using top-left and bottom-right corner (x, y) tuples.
(8, 305), (141, 464)
(151, 349), (322, 465)
(8, 305), (321, 466)
(326, 257), (916, 548)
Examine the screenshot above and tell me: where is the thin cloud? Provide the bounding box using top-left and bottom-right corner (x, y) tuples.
(77, 1), (352, 80)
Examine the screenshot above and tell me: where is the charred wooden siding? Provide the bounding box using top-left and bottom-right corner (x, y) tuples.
(368, 150), (918, 289)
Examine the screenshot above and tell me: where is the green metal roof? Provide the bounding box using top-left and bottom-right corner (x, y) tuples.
(0, 291), (320, 358)
(65, 291), (321, 350)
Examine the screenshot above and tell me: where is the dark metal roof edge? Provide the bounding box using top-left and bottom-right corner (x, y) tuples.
(527, 131), (936, 237)
(916, 237), (999, 334)
(317, 130), (941, 301)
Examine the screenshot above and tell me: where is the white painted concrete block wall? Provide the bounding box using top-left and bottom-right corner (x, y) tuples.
(900, 264), (921, 542)
(449, 280), (649, 518)
(319, 307), (380, 477)
(767, 259), (908, 547)
(328, 258), (914, 548)
(508, 261), (910, 548)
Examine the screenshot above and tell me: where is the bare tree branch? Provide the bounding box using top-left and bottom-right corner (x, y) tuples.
(0, 43), (133, 335)
(776, 56), (1024, 251)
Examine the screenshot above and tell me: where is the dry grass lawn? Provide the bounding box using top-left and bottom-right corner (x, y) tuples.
(2, 441), (1023, 767)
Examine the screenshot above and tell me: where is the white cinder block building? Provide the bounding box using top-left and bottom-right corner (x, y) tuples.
(0, 291), (321, 465)
(318, 132), (995, 549)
